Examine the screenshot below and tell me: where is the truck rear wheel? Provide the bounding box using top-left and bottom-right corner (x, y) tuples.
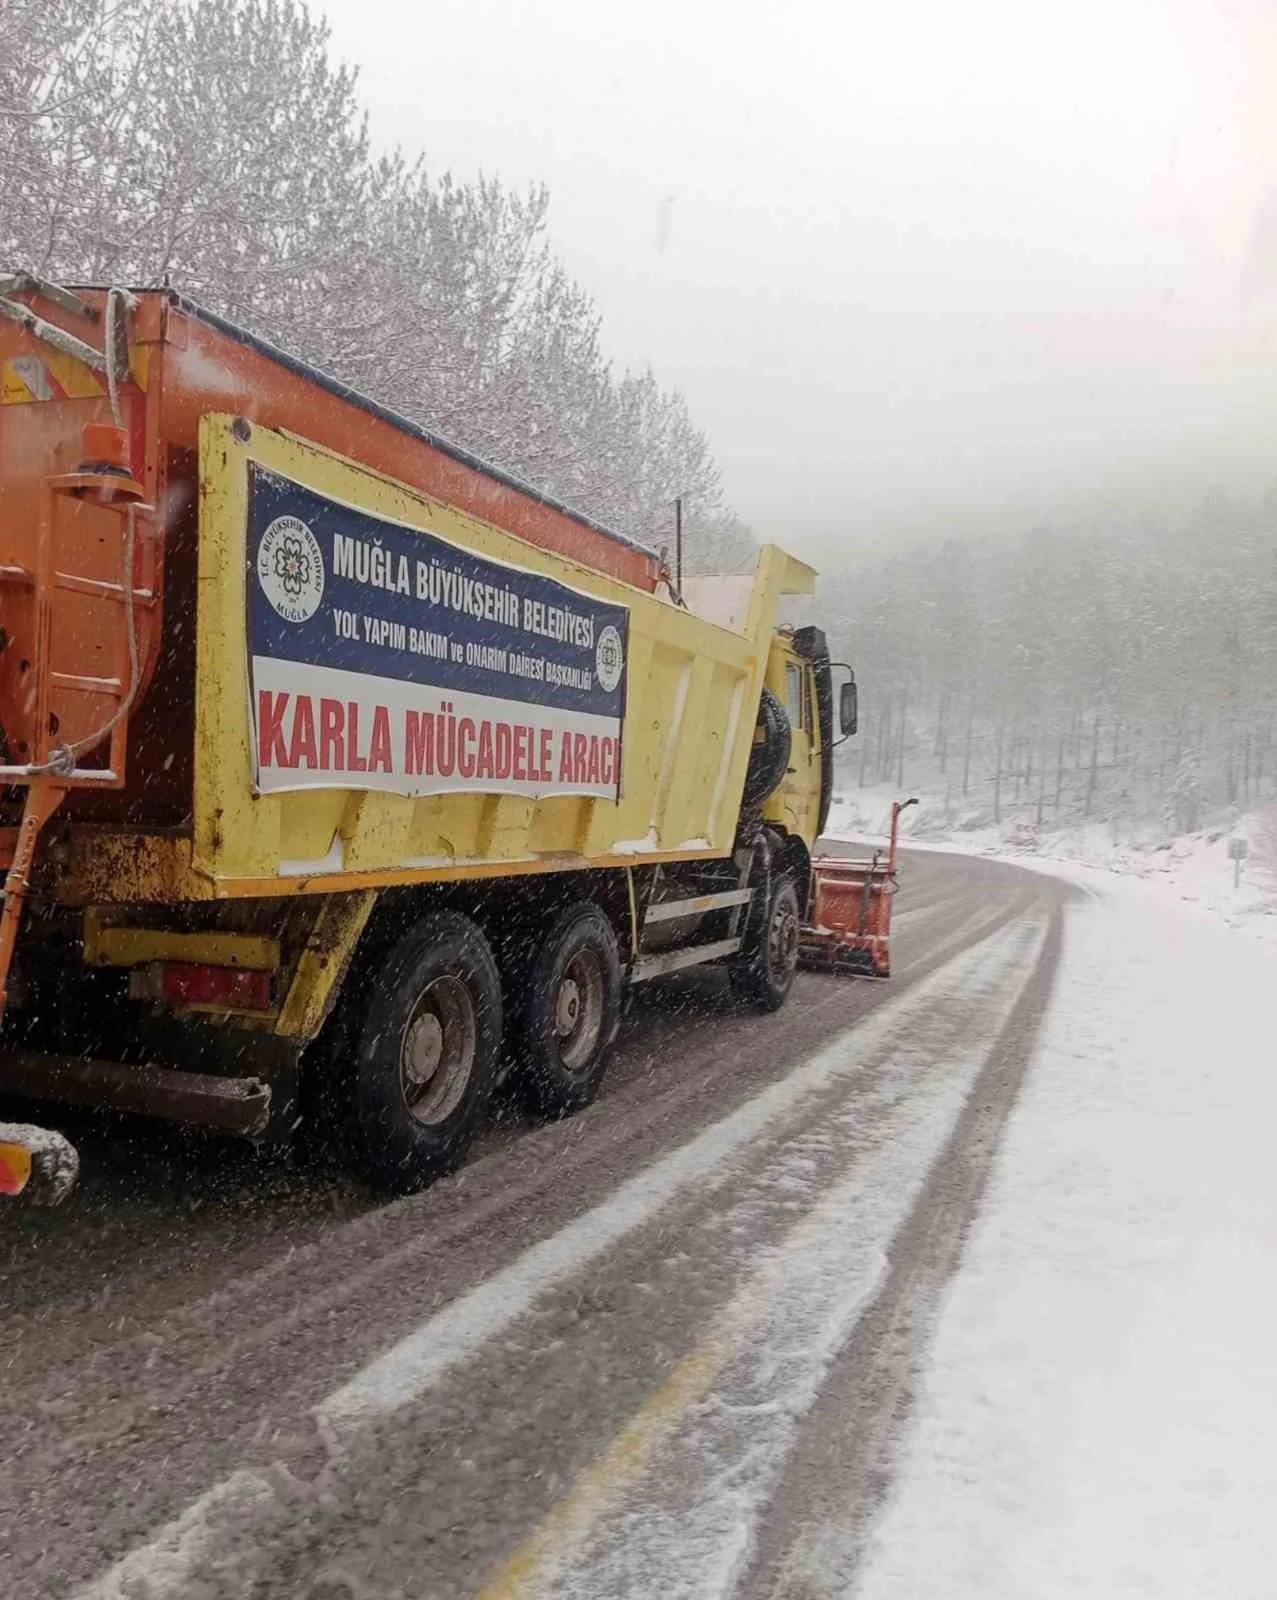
(507, 901), (621, 1119)
(730, 874), (800, 1012)
(352, 910), (502, 1192)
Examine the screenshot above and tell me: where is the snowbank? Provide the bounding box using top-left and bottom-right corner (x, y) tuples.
(826, 778), (1277, 949)
(853, 871), (1277, 1600)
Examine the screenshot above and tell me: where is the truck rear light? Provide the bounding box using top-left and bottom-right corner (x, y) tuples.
(0, 1124), (79, 1204)
(0, 1140), (33, 1196)
(156, 962), (273, 1012)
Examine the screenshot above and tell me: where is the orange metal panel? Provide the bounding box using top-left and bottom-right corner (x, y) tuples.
(1, 280), (662, 839)
(151, 305), (660, 590)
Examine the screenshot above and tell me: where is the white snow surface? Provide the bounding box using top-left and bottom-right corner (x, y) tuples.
(849, 868), (1277, 1600)
(827, 778), (1277, 950)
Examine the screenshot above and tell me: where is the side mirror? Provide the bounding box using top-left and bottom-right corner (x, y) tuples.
(839, 678), (858, 737)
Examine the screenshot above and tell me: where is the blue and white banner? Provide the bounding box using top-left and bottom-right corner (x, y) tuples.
(246, 467), (629, 800)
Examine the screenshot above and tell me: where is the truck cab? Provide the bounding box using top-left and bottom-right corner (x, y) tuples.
(763, 625), (852, 850)
(767, 641), (822, 845)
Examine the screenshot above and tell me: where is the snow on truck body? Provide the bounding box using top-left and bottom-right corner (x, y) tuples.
(0, 271), (851, 1191)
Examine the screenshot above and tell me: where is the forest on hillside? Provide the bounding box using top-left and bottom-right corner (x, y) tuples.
(828, 494), (1277, 833)
(6, 0), (1277, 839)
(0, 0), (752, 566)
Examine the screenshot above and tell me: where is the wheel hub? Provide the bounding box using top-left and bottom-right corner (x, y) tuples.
(398, 975), (477, 1125)
(403, 1012), (445, 1088)
(553, 950), (605, 1074)
(769, 904), (798, 974)
(555, 977), (582, 1036)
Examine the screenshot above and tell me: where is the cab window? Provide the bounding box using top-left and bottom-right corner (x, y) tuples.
(783, 662), (807, 731)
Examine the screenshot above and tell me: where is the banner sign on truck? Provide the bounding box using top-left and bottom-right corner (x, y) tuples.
(246, 467), (629, 800)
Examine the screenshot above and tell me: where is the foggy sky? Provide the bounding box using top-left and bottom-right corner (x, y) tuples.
(318, 0), (1277, 545)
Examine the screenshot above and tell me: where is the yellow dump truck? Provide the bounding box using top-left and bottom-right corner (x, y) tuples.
(0, 272), (857, 1191)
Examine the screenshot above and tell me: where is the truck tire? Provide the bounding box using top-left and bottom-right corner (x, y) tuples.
(730, 873), (800, 1012)
(351, 911), (502, 1192)
(507, 901), (622, 1119)
(741, 686), (792, 810)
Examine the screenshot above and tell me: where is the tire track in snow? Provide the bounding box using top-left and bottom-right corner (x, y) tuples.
(475, 913), (1053, 1599)
(319, 912), (1046, 1431)
(744, 896), (1067, 1600)
(75, 905), (1051, 1600)
(1, 875), (1002, 1448)
(3, 876), (1039, 1600)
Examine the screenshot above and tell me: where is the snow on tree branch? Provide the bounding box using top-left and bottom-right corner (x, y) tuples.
(0, 0), (750, 563)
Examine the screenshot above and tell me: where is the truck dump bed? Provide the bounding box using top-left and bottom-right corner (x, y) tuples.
(0, 276), (814, 911)
(1, 278), (662, 833)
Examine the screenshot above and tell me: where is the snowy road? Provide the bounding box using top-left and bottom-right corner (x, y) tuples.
(1, 850), (1066, 1598)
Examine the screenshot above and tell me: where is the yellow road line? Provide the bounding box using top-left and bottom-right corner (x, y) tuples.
(475, 923), (1041, 1597)
(475, 1331), (738, 1599)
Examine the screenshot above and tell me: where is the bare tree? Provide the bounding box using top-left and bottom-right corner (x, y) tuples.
(1, 0), (748, 565)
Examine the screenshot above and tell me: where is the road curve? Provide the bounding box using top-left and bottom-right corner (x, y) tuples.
(0, 848), (1069, 1599)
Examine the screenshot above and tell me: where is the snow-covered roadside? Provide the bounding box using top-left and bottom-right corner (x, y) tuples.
(826, 783), (1277, 950)
(849, 869), (1277, 1600)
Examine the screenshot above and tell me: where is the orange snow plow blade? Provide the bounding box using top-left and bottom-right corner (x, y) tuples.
(799, 798), (917, 978)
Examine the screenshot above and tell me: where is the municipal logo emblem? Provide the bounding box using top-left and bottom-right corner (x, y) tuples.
(596, 624), (625, 694)
(257, 515), (324, 623)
